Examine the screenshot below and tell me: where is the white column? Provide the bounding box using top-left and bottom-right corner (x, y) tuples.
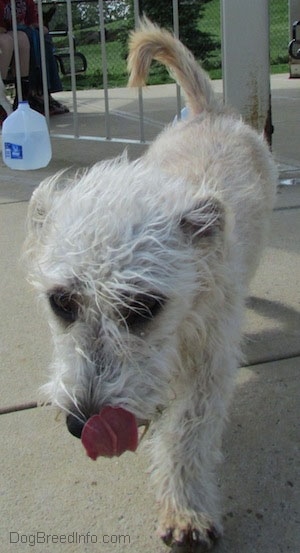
(221, 0), (270, 134)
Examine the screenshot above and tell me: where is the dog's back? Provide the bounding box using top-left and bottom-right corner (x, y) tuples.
(128, 19), (277, 283)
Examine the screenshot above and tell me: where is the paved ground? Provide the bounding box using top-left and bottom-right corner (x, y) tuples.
(0, 75), (299, 552)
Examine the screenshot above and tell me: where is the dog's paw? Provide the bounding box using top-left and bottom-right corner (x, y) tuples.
(159, 510), (221, 552)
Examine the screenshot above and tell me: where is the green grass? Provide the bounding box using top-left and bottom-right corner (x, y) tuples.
(200, 0), (289, 72)
(57, 0), (290, 90)
(200, 0), (221, 38)
(269, 0), (290, 66)
(59, 42), (128, 90)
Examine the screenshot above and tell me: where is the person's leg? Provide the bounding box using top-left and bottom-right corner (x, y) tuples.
(0, 33), (14, 122)
(44, 32), (62, 93)
(0, 32), (14, 79)
(16, 30), (30, 77)
(6, 30), (31, 108)
(3, 31), (30, 78)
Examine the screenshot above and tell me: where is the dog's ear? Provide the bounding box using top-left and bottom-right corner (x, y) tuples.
(27, 169), (73, 237)
(179, 197), (226, 244)
(27, 185), (50, 232)
(24, 170), (75, 267)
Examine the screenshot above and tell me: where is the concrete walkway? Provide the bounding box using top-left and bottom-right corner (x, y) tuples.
(0, 75), (299, 552)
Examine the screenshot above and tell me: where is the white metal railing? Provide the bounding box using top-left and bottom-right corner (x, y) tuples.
(5, 0), (182, 144)
(4, 1), (273, 144)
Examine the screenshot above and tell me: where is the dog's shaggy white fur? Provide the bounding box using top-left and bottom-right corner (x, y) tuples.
(24, 19), (277, 552)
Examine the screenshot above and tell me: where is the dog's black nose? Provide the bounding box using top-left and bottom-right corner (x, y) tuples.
(66, 413), (85, 439)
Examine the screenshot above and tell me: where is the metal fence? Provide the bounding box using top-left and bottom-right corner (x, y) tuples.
(2, 0), (292, 144)
(46, 0), (290, 90)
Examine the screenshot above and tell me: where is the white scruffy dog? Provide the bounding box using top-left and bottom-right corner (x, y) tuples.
(25, 19), (277, 552)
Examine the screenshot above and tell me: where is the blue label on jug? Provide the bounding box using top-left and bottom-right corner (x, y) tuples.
(4, 142), (23, 160)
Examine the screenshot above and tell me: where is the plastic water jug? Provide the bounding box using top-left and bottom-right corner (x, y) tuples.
(2, 101), (52, 170)
(172, 106), (190, 126)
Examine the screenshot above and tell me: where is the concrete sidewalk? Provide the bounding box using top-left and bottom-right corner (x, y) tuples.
(0, 75), (299, 552)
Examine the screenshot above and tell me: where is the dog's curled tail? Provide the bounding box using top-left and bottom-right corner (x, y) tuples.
(127, 18), (218, 115)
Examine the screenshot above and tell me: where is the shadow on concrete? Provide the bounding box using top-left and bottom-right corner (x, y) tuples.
(244, 296), (300, 365)
(215, 356), (298, 553)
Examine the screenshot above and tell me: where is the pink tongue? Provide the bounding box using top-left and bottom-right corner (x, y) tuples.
(81, 406), (138, 460)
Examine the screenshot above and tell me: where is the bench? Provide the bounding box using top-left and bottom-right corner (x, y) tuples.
(50, 30), (87, 76)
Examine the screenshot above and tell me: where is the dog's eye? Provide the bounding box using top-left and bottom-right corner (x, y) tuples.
(48, 290), (79, 323)
(122, 293), (166, 328)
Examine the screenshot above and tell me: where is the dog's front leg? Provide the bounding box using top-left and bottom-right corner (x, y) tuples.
(150, 377), (232, 552)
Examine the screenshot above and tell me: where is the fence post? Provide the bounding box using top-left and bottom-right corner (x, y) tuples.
(10, 0), (22, 102)
(221, 0), (272, 143)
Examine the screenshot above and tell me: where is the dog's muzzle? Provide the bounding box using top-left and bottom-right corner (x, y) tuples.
(66, 406), (149, 460)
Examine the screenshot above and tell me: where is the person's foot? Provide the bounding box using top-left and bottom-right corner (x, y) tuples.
(28, 95), (45, 114)
(0, 104), (8, 126)
(13, 94), (69, 116)
(49, 96), (70, 113)
(28, 95), (68, 116)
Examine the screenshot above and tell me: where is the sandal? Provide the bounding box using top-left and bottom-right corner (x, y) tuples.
(28, 95), (45, 114)
(49, 97), (70, 113)
(49, 100), (66, 116)
(29, 95), (67, 116)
